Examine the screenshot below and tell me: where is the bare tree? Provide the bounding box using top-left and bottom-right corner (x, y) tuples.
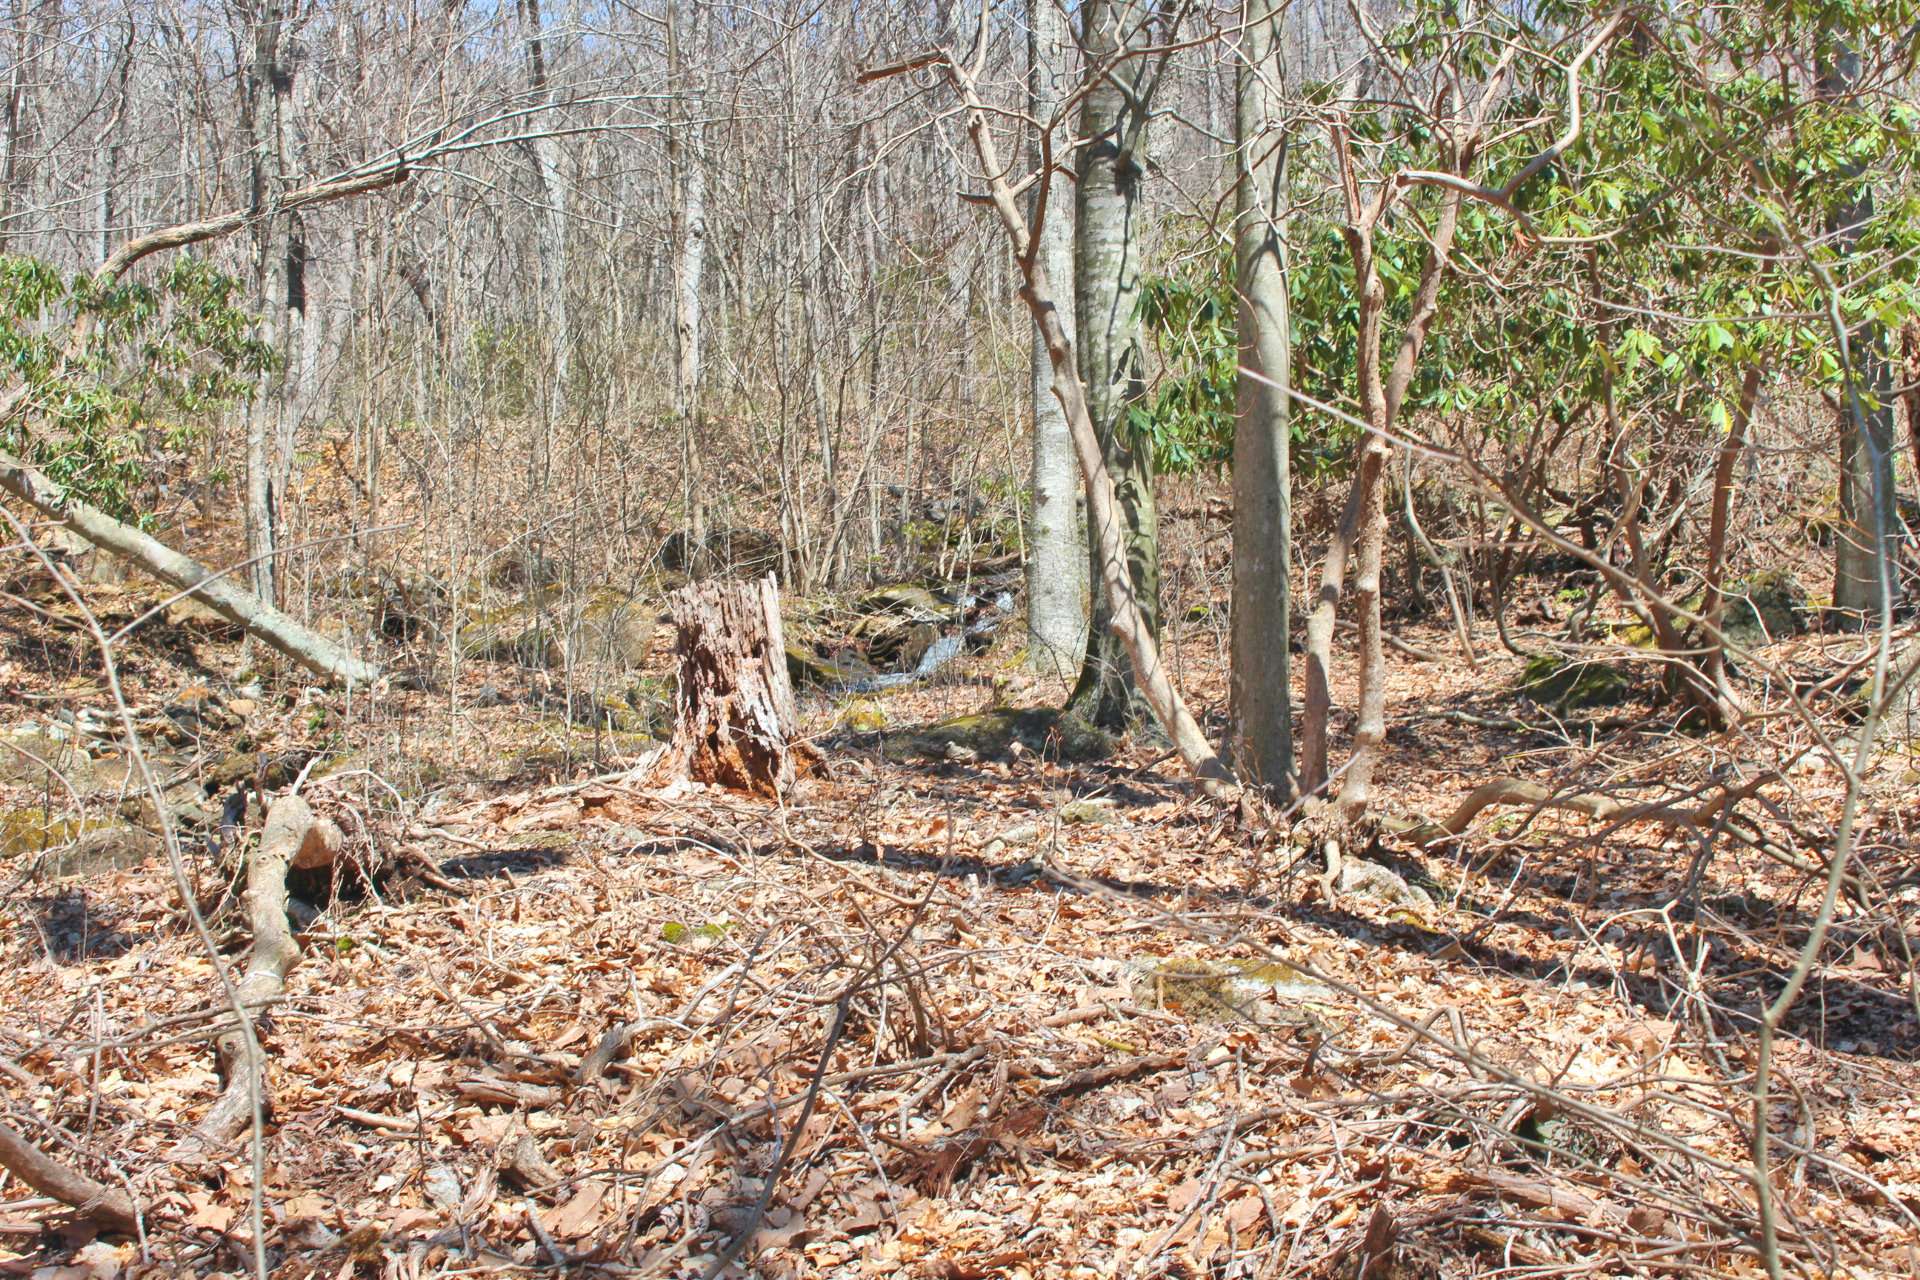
(1229, 0), (1293, 798)
(668, 0), (710, 550)
(1066, 0), (1159, 730)
(1820, 34), (1903, 623)
(1025, 0), (1087, 678)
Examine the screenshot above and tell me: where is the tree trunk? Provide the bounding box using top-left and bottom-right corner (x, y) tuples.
(1067, 0), (1158, 731)
(1903, 317), (1920, 491)
(243, 0), (293, 606)
(1701, 365), (1765, 718)
(1299, 447), (1362, 797)
(1, 448), (381, 686)
(521, 0), (571, 412)
(179, 794), (339, 1157)
(1821, 39), (1901, 622)
(668, 0), (709, 551)
(0, 1122), (138, 1234)
(1024, 0), (1087, 679)
(668, 575), (820, 797)
(0, 0), (46, 249)
(914, 59), (1235, 792)
(1230, 0), (1294, 799)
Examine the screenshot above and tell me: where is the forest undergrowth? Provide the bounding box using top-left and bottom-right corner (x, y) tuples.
(1, 520), (1916, 1280)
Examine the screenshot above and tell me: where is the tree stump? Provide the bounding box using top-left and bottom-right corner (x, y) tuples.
(669, 574), (819, 796)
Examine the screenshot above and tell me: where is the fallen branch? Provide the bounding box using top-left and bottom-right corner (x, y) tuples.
(1, 450), (381, 687)
(93, 165), (409, 287)
(0, 1121), (139, 1234)
(1411, 772), (1776, 844)
(175, 795), (339, 1156)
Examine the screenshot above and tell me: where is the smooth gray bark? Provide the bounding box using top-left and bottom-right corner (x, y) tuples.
(1067, 0), (1158, 730)
(1, 449), (380, 686)
(928, 59), (1235, 792)
(1821, 41), (1902, 621)
(1230, 0), (1294, 799)
(1025, 0), (1087, 678)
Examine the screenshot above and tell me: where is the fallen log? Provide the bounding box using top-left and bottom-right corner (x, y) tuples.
(0, 448), (380, 687)
(176, 795), (341, 1156)
(0, 1121), (139, 1234)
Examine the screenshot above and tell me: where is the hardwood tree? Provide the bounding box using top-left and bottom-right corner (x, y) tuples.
(1066, 0), (1160, 731)
(1024, 0), (1088, 679)
(1819, 33), (1903, 624)
(1229, 0), (1294, 799)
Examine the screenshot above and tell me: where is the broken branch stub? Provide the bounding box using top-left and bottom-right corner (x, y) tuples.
(668, 574), (820, 796)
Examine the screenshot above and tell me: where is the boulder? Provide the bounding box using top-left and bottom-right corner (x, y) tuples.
(1, 730), (97, 793)
(573, 591), (659, 669)
(884, 708), (1113, 764)
(1, 810), (159, 878)
(1518, 654), (1631, 711)
(1721, 570), (1808, 649)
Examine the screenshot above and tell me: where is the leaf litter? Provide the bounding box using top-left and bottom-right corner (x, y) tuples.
(0, 588), (1917, 1278)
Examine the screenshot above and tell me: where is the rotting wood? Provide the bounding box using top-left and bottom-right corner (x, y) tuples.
(175, 794), (340, 1156)
(667, 573), (820, 796)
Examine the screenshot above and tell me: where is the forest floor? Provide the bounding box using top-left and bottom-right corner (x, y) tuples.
(1, 566), (1918, 1279)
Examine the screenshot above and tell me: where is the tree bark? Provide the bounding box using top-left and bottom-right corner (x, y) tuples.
(243, 0), (294, 606)
(179, 794), (338, 1156)
(1, 448), (381, 686)
(1821, 39), (1902, 622)
(0, 1122), (139, 1234)
(1903, 317), (1920, 491)
(1299, 455), (1362, 797)
(906, 55), (1235, 792)
(1334, 184), (1463, 820)
(1024, 0), (1087, 679)
(1066, 0), (1159, 731)
(521, 0), (572, 411)
(668, 0), (710, 552)
(1230, 0), (1294, 799)
(1701, 364), (1765, 719)
(668, 574), (820, 797)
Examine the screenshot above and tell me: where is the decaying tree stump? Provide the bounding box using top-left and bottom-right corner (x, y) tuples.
(668, 574), (819, 796)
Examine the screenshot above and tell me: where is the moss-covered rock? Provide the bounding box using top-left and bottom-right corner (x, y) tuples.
(1519, 654), (1631, 710)
(786, 642), (872, 689)
(1, 810), (159, 877)
(884, 708), (1112, 763)
(1722, 570), (1807, 649)
(575, 590), (659, 668)
(460, 601), (553, 665)
(840, 698), (888, 732)
(0, 731), (96, 792)
(1126, 956), (1329, 1022)
(1, 807), (82, 856)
